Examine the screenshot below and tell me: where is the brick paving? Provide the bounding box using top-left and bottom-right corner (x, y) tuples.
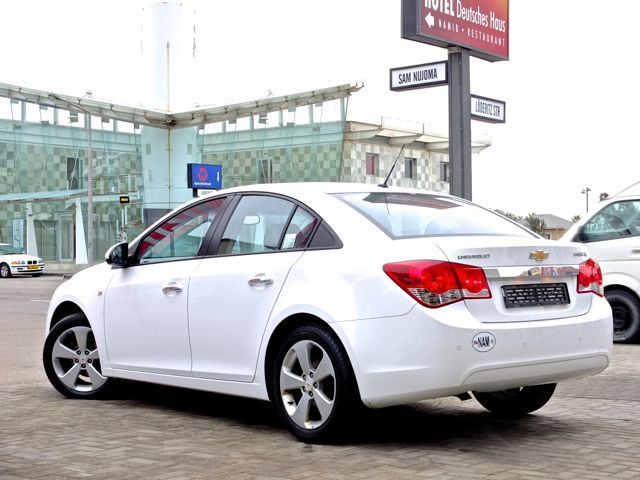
(1, 276), (639, 479)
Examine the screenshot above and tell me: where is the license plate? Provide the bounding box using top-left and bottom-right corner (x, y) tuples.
(28, 265), (39, 270)
(502, 283), (570, 308)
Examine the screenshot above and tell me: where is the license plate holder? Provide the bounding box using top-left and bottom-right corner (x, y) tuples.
(502, 283), (570, 309)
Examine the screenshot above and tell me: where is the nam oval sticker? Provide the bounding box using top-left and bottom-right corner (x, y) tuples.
(472, 332), (496, 352)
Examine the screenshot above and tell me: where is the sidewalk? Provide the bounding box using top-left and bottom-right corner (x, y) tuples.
(43, 261), (98, 278)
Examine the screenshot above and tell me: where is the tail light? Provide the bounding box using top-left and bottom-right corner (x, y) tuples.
(577, 258), (603, 297)
(383, 260), (491, 308)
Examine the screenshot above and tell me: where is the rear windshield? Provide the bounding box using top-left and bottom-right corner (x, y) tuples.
(335, 192), (534, 239)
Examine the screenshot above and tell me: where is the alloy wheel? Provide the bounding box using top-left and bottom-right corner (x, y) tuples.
(50, 326), (107, 393)
(0, 264), (10, 278)
(279, 339), (336, 430)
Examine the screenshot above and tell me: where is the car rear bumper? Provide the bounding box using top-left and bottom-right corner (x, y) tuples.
(333, 296), (613, 408)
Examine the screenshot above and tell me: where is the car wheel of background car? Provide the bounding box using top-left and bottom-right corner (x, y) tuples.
(606, 289), (640, 343)
(272, 324), (359, 443)
(0, 263), (11, 278)
(473, 383), (557, 417)
(43, 313), (112, 399)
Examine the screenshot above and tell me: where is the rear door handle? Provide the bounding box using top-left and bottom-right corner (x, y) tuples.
(162, 282), (183, 296)
(248, 275), (274, 287)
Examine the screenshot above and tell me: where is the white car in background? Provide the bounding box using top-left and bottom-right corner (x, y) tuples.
(0, 243), (45, 278)
(562, 195), (640, 342)
(43, 183), (612, 442)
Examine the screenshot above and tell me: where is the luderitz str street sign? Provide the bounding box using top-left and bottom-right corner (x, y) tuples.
(402, 0), (509, 62)
(470, 94), (506, 123)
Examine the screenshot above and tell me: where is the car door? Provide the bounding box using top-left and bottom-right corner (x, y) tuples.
(188, 194), (319, 382)
(580, 199), (640, 283)
(104, 196), (228, 375)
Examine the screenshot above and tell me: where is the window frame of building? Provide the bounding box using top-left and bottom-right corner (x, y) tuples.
(404, 157), (417, 179)
(440, 162), (449, 183)
(366, 153), (379, 177)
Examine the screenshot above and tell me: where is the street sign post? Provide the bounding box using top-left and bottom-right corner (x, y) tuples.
(471, 94), (506, 123)
(390, 61), (448, 91)
(401, 0), (509, 200)
(401, 0), (509, 62)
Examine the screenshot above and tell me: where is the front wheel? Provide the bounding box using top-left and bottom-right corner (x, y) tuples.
(43, 313), (112, 399)
(271, 325), (359, 443)
(0, 263), (11, 278)
(606, 289), (640, 343)
(473, 383), (556, 417)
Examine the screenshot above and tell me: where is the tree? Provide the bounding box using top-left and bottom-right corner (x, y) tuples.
(494, 209), (522, 222)
(571, 214), (582, 223)
(524, 213), (547, 236)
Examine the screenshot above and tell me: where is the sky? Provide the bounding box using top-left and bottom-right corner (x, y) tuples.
(1, 0), (639, 219)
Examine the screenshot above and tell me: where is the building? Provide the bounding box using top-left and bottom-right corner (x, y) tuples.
(0, 3), (490, 266)
(0, 84), (490, 264)
(534, 214), (573, 240)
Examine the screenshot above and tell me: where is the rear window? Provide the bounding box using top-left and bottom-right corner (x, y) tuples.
(335, 192), (534, 239)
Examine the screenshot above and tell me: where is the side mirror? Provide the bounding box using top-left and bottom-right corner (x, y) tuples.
(105, 242), (129, 267)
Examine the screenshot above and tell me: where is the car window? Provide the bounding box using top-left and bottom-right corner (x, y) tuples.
(0, 244), (22, 255)
(137, 197), (226, 264)
(281, 207), (319, 250)
(335, 192), (533, 239)
(218, 195), (296, 255)
(582, 200), (640, 242)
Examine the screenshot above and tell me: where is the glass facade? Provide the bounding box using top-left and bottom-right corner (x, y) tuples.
(0, 96), (348, 263)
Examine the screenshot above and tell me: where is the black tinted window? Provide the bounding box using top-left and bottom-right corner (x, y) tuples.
(336, 192), (533, 239)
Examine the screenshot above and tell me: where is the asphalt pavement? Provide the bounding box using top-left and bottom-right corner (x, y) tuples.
(1, 276), (639, 479)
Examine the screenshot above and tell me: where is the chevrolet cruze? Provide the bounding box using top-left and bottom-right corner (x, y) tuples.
(43, 183), (613, 442)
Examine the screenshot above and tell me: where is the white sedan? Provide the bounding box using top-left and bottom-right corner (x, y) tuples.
(42, 183), (612, 442)
(0, 243), (45, 278)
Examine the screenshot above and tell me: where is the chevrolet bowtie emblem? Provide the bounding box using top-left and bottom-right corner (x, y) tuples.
(529, 250), (549, 262)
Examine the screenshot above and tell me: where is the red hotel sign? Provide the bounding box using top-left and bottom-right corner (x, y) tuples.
(402, 0), (509, 62)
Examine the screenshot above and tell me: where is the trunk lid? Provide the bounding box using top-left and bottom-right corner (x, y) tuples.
(394, 235), (593, 323)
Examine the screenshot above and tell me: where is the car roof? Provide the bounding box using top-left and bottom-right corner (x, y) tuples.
(203, 182), (453, 199)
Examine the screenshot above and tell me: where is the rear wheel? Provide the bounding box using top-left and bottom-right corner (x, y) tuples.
(473, 384), (556, 417)
(271, 324), (359, 443)
(606, 289), (640, 343)
(43, 313), (112, 398)
(0, 263), (11, 278)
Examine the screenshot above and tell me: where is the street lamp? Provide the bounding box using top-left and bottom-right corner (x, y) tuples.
(581, 187), (591, 213)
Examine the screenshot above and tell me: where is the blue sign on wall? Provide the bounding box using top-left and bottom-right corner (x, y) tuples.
(187, 164), (222, 189)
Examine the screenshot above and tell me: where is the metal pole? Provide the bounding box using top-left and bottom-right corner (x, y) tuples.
(447, 47), (472, 200)
(86, 114), (94, 262)
(582, 187), (591, 213)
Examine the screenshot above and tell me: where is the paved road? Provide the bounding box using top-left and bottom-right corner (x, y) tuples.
(1, 276), (639, 479)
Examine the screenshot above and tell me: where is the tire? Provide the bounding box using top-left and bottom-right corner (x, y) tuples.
(606, 289), (640, 343)
(43, 313), (112, 399)
(473, 383), (556, 417)
(0, 263), (11, 278)
(271, 324), (359, 443)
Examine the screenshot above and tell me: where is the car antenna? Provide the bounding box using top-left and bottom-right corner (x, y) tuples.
(379, 145), (405, 188)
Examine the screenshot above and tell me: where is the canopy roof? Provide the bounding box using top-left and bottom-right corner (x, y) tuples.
(0, 82), (361, 130)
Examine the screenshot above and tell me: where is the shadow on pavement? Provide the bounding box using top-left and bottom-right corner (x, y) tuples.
(100, 380), (574, 448)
